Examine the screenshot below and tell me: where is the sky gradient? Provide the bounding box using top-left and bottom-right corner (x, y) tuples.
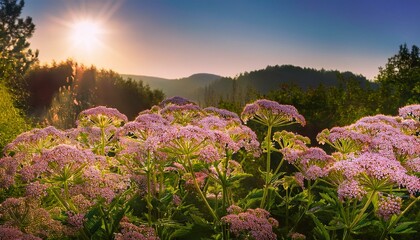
(23, 0), (420, 80)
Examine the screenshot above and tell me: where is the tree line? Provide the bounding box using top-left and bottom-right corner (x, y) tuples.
(204, 45), (420, 143)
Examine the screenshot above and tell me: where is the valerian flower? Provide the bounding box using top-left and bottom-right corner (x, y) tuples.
(0, 197), (65, 238)
(221, 206), (278, 240)
(283, 147), (333, 180)
(66, 211), (85, 229)
(369, 128), (420, 158)
(405, 157), (420, 173)
(159, 96), (196, 107)
(376, 194), (402, 220)
(0, 156), (17, 188)
(0, 226), (42, 240)
(337, 179), (367, 201)
(331, 152), (420, 194)
(4, 126), (68, 158)
(316, 127), (369, 153)
(159, 125), (214, 157)
(399, 104), (420, 120)
(289, 232), (307, 240)
(160, 104), (203, 125)
(241, 99), (306, 127)
(115, 219), (159, 240)
(204, 107), (240, 119)
(135, 113), (170, 126)
(77, 106), (128, 128)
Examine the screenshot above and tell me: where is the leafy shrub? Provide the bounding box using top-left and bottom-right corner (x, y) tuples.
(0, 83), (30, 154)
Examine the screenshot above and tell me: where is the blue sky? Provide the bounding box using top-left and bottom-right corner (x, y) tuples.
(23, 0), (420, 79)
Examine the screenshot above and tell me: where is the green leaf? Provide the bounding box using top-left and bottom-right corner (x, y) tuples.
(168, 223), (193, 240)
(190, 214), (209, 227)
(319, 192), (335, 205)
(309, 213), (330, 240)
(390, 221), (418, 234)
(352, 220), (372, 232)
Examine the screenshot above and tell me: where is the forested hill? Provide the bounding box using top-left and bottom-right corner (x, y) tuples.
(122, 73), (221, 100)
(201, 65), (373, 106)
(123, 65), (372, 105)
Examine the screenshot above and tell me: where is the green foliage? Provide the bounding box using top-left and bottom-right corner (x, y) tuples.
(0, 83), (30, 153)
(0, 0), (38, 107)
(376, 43), (420, 113)
(22, 60), (165, 128)
(265, 76), (379, 144)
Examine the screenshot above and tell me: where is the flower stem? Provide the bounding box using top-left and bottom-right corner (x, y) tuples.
(100, 126), (106, 156)
(349, 190), (376, 230)
(146, 153), (153, 226)
(186, 155), (219, 222)
(260, 125), (273, 209)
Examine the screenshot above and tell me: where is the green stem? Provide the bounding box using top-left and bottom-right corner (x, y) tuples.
(100, 126), (106, 156)
(260, 125), (273, 209)
(222, 153), (231, 212)
(51, 188), (73, 211)
(349, 190), (376, 230)
(285, 187), (289, 229)
(186, 155), (219, 222)
(342, 229), (349, 240)
(146, 154), (153, 226)
(273, 157), (285, 176)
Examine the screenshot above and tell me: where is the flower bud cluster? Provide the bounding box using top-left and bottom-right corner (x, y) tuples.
(221, 205), (279, 240)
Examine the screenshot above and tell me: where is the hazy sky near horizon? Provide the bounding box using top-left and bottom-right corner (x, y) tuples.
(23, 0), (420, 79)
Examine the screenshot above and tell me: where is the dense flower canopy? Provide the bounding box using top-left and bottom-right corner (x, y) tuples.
(0, 99), (418, 239)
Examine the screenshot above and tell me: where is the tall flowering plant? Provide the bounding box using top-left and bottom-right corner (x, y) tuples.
(241, 99), (306, 210)
(314, 107), (420, 239)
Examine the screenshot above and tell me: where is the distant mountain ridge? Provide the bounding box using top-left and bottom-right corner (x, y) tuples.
(122, 73), (221, 100)
(122, 65), (372, 104)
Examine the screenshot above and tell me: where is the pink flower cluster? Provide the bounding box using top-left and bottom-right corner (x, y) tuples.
(115, 219), (159, 240)
(281, 144), (333, 181)
(0, 226), (41, 240)
(399, 104), (420, 120)
(222, 205), (278, 240)
(321, 105), (420, 201)
(241, 99), (306, 126)
(118, 99), (260, 168)
(376, 194), (402, 220)
(77, 105), (128, 127)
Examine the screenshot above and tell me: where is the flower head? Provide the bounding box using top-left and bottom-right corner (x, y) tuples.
(204, 107), (240, 119)
(0, 156), (18, 188)
(222, 206), (278, 240)
(77, 106), (128, 128)
(241, 99), (306, 127)
(376, 194), (402, 220)
(337, 179), (366, 201)
(115, 220), (159, 240)
(0, 226), (42, 240)
(4, 126), (67, 157)
(159, 96), (196, 107)
(399, 104), (420, 120)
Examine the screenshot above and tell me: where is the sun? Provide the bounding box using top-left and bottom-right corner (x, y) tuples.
(70, 20), (103, 52)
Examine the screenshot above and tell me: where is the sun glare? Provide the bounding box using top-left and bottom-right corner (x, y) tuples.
(70, 20), (103, 52)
